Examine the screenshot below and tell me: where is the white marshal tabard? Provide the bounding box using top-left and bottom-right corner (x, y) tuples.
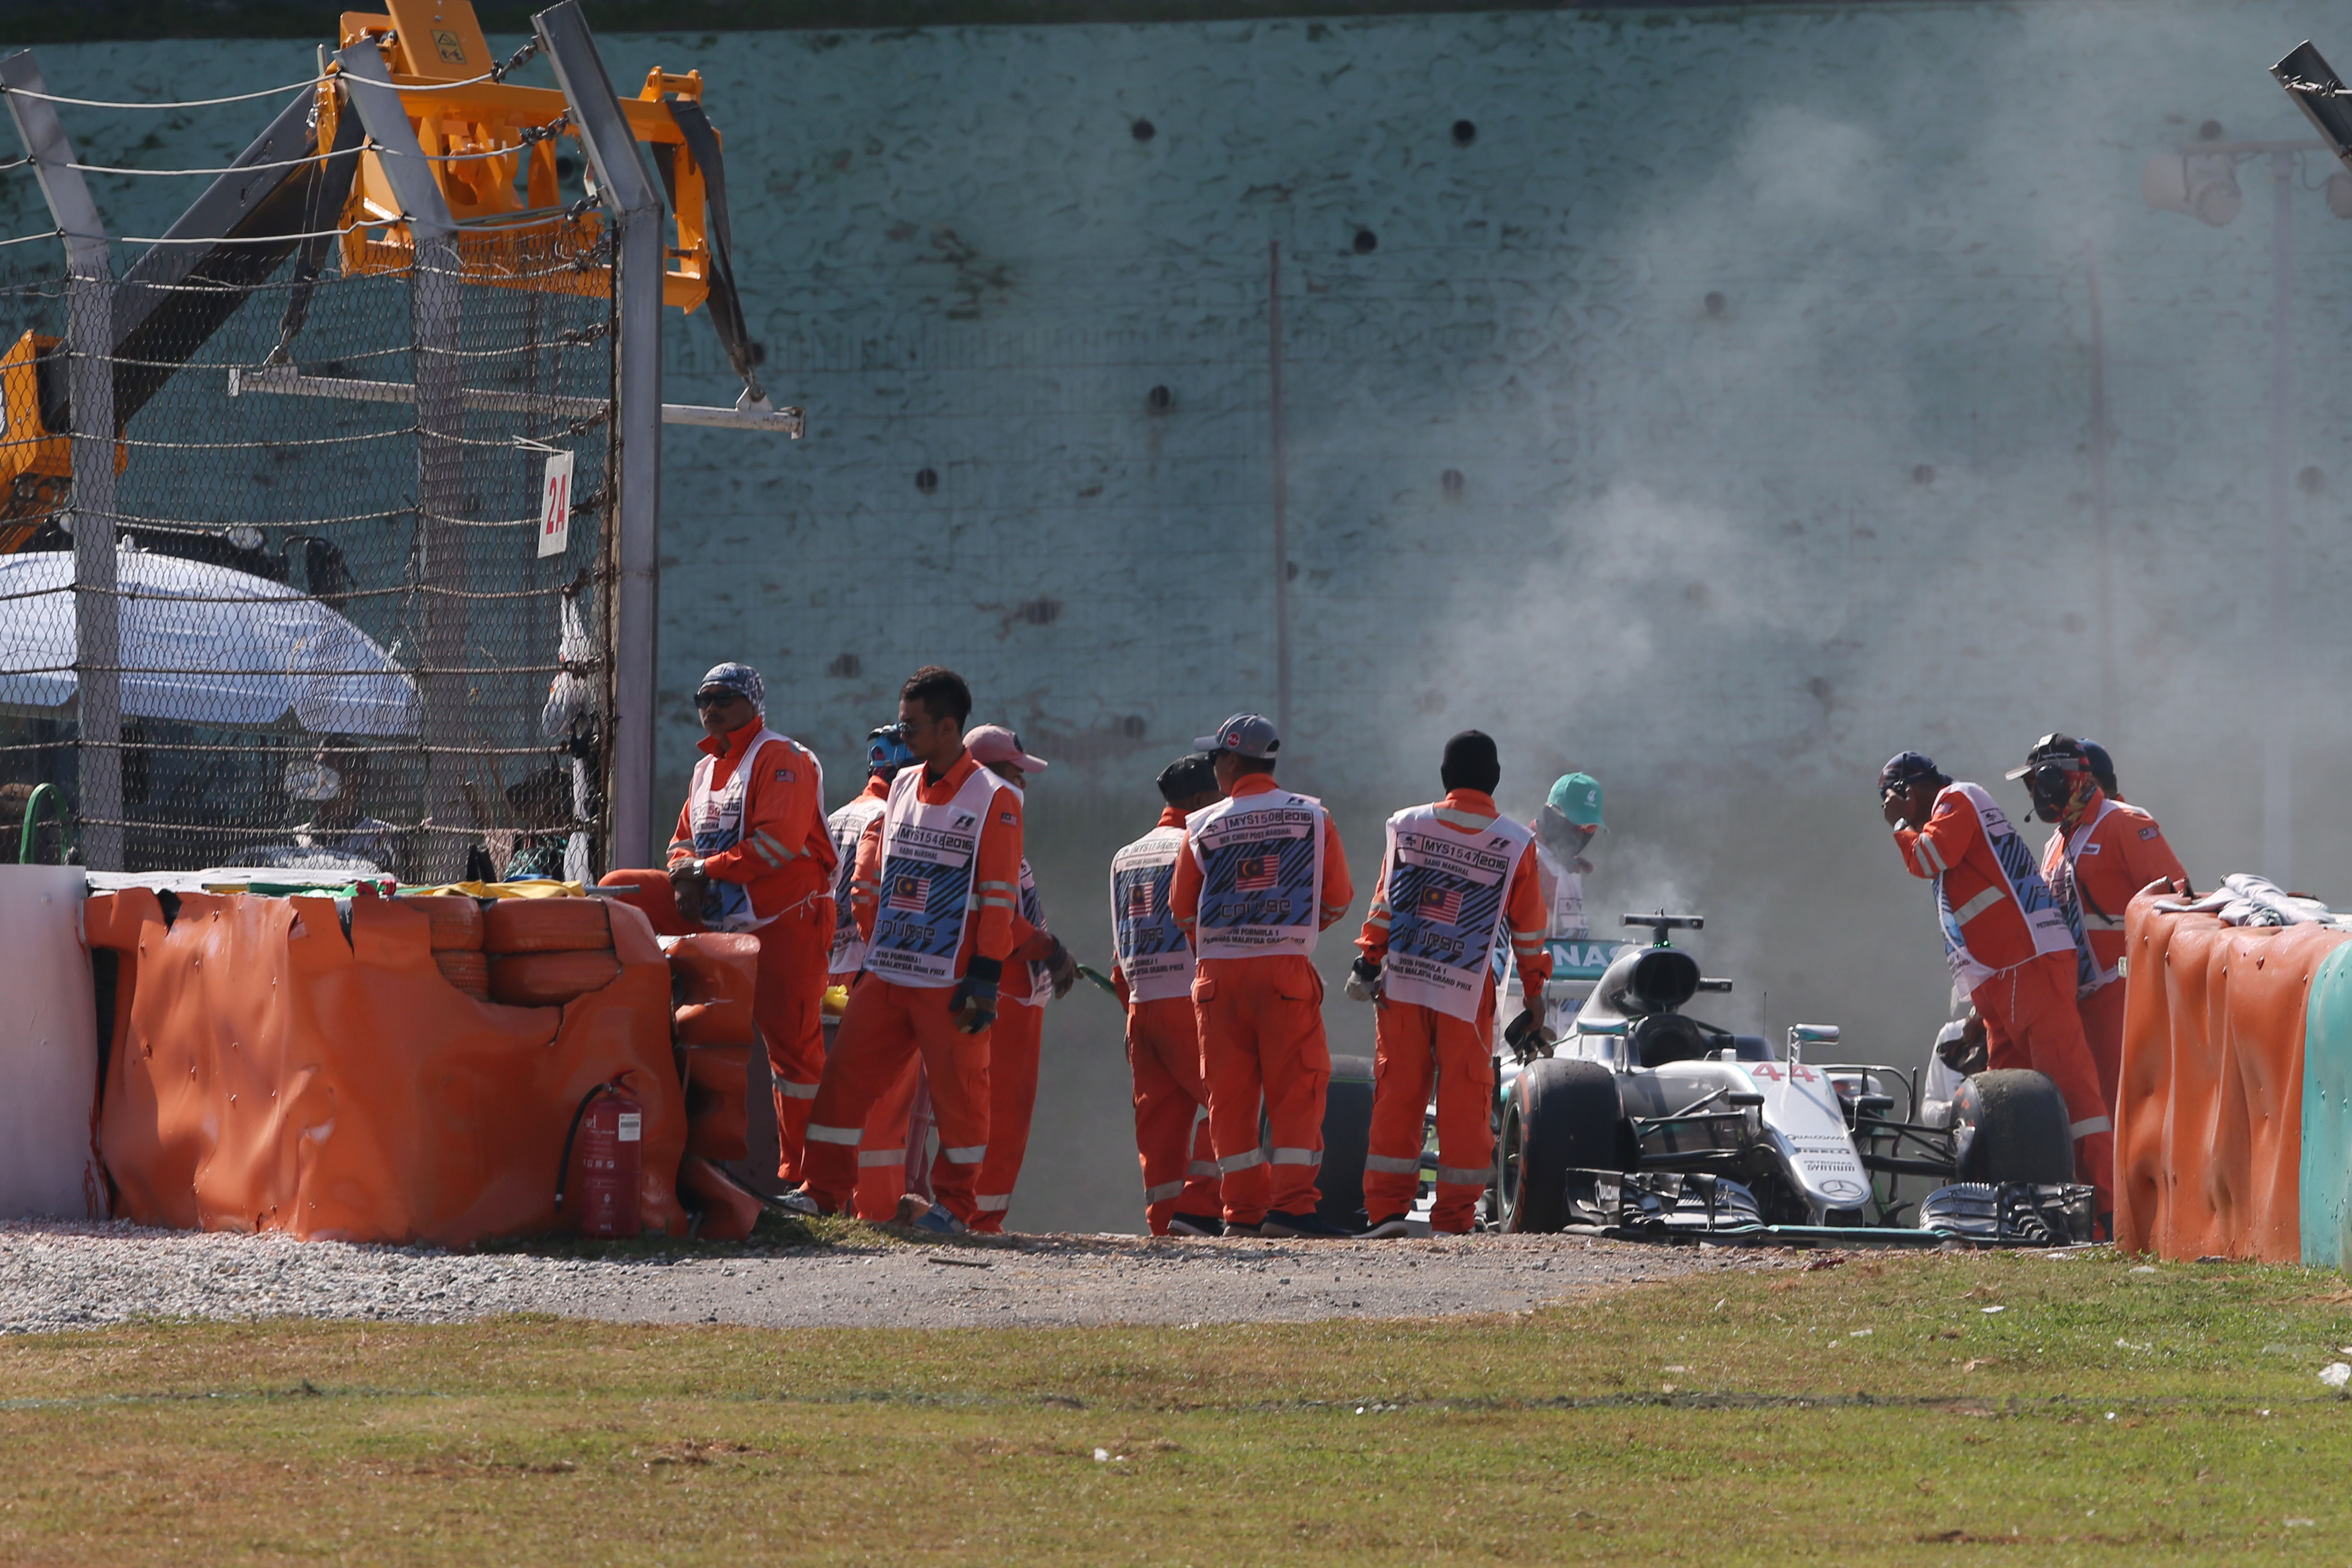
(1185, 788), (1329, 960)
(865, 764), (1010, 988)
(823, 792), (887, 975)
(1377, 804), (1532, 1021)
(1110, 824), (1192, 1002)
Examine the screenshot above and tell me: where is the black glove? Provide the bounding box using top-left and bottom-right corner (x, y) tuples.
(1344, 956), (1382, 1003)
(1044, 937), (1079, 1000)
(951, 957), (1002, 1035)
(1504, 1007), (1553, 1063)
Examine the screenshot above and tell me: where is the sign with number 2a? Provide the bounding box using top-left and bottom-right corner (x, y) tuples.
(538, 451), (574, 559)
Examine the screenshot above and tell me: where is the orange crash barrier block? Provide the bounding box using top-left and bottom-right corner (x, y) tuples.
(2113, 887), (2350, 1262)
(88, 887), (689, 1245)
(663, 931), (760, 1169)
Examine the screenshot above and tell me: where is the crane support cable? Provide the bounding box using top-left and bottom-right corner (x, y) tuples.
(0, 46), (543, 112)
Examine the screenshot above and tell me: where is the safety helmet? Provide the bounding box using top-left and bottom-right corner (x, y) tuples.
(2004, 733), (2087, 822)
(867, 722), (916, 777)
(1877, 750), (1948, 799)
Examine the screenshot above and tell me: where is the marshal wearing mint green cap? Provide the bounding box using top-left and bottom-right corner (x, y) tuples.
(1547, 771), (1604, 829)
(1517, 770), (1607, 1041)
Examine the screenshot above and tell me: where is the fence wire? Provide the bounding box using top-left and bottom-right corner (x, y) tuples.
(0, 224), (617, 881)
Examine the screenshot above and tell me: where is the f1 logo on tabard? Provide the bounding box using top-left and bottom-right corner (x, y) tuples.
(538, 451), (574, 559)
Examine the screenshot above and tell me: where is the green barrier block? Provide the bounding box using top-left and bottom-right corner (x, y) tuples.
(2299, 942), (2352, 1267)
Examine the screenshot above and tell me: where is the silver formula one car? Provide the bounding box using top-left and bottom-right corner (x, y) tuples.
(1473, 913), (2093, 1245)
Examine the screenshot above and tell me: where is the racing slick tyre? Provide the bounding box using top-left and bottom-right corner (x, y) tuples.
(1954, 1069), (2075, 1186)
(1259, 1054), (1374, 1229)
(1494, 1058), (1621, 1234)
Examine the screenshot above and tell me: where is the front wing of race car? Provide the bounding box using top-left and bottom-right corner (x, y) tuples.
(1558, 1168), (2097, 1247)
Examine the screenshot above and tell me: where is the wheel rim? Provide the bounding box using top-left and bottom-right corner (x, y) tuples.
(1498, 1098), (1524, 1228)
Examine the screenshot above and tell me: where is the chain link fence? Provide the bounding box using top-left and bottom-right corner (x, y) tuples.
(0, 220), (617, 881)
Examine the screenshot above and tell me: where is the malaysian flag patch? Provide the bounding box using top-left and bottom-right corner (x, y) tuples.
(1127, 882), (1157, 920)
(1235, 856), (1278, 892)
(886, 874), (932, 913)
(775, 768), (794, 783)
(1418, 885), (1464, 924)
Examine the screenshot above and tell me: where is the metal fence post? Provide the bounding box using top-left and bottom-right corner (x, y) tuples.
(536, 0), (661, 872)
(4, 50), (122, 871)
(338, 43), (470, 880)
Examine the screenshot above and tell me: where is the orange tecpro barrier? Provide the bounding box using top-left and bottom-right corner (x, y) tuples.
(88, 887), (700, 1245)
(2112, 887), (2351, 1261)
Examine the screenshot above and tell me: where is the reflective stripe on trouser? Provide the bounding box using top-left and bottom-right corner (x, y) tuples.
(597, 870), (829, 1185)
(1365, 995), (1496, 1234)
(803, 976), (990, 1224)
(852, 1053), (926, 1221)
(2077, 979), (2127, 1119)
(1127, 995), (1220, 1235)
(752, 903), (831, 1186)
(1193, 954), (1329, 1226)
(1974, 949), (2116, 1219)
(970, 999), (1044, 1234)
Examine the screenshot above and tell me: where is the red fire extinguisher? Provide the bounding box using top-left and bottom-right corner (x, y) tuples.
(557, 1082), (642, 1238)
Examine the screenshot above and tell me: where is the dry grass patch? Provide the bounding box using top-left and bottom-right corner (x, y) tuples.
(2, 1247), (2350, 1563)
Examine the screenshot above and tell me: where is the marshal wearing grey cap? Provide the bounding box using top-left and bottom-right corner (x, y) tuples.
(1192, 712), (1280, 761)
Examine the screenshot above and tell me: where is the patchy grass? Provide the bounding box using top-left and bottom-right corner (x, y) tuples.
(4, 1247), (2351, 1563)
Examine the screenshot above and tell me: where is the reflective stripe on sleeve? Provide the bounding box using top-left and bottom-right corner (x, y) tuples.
(858, 1147), (905, 1167)
(941, 1144), (986, 1164)
(776, 1079), (819, 1100)
(975, 880), (1018, 893)
(1269, 1147), (1321, 1166)
(1363, 1152), (1421, 1175)
(1952, 887), (2004, 924)
(2071, 1115), (2112, 1138)
(1365, 914), (1392, 930)
(1918, 837), (1949, 875)
(805, 1123), (862, 1146)
(1219, 1147), (1267, 1174)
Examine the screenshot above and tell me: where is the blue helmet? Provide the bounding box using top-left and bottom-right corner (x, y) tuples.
(867, 723), (916, 776)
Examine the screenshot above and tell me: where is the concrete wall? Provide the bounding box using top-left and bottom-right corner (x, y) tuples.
(17, 1), (2352, 1229)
